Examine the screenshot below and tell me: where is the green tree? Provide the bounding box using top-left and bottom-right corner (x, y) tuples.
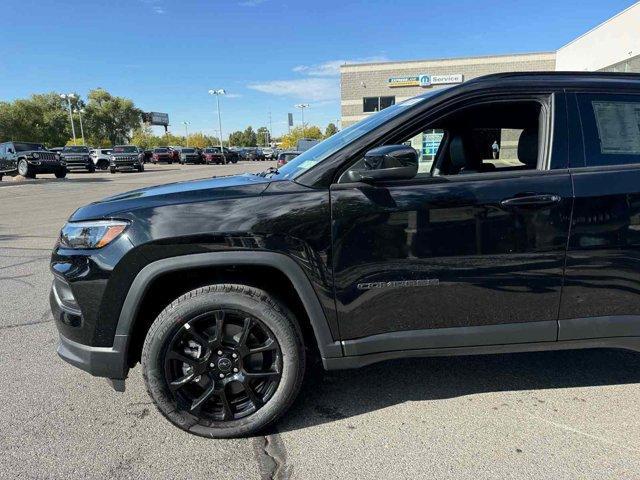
(228, 131), (244, 147)
(0, 93), (71, 146)
(324, 122), (338, 138)
(256, 126), (270, 146)
(241, 126), (257, 147)
(84, 88), (142, 145)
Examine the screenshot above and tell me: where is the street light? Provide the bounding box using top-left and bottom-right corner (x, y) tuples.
(73, 108), (86, 145)
(295, 104), (309, 137)
(208, 89), (226, 163)
(183, 121), (191, 147)
(60, 93), (77, 143)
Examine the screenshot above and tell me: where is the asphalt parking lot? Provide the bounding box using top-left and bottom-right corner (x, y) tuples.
(2, 162), (640, 479)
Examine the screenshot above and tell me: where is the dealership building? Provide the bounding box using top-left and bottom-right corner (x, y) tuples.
(340, 2), (640, 127)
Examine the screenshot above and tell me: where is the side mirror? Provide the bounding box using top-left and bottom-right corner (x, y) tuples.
(7, 148), (14, 154)
(351, 145), (418, 183)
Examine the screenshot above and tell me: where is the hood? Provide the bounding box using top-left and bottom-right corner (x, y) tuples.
(69, 173), (274, 221)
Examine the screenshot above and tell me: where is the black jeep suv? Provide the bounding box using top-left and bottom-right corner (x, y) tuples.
(61, 145), (95, 173)
(109, 145), (144, 173)
(51, 72), (640, 438)
(0, 141), (66, 179)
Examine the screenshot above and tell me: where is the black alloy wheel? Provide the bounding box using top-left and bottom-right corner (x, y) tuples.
(142, 284), (305, 438)
(163, 310), (282, 422)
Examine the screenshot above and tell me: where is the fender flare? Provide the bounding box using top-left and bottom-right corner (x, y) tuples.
(117, 251), (343, 359)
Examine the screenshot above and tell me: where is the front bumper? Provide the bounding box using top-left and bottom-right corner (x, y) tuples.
(50, 279), (129, 388)
(111, 161), (141, 171)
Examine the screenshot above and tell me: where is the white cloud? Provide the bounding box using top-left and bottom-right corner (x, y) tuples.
(248, 78), (338, 102)
(139, 0), (166, 14)
(225, 93), (243, 98)
(292, 56), (389, 76)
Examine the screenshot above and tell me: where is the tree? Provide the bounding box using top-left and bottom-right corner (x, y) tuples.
(280, 125), (323, 149)
(241, 126), (257, 147)
(256, 127), (270, 146)
(0, 93), (72, 146)
(228, 131), (244, 147)
(83, 88), (142, 145)
(324, 122), (338, 138)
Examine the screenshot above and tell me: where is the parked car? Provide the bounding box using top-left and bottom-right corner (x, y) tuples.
(50, 147), (64, 154)
(276, 150), (301, 167)
(168, 146), (181, 163)
(242, 147), (265, 161)
(51, 72), (640, 439)
(109, 145), (144, 173)
(0, 141), (66, 179)
(151, 147), (173, 164)
(202, 147), (239, 164)
(262, 147), (275, 160)
(177, 147), (202, 164)
(90, 148), (113, 170)
(61, 145), (95, 173)
(296, 138), (320, 151)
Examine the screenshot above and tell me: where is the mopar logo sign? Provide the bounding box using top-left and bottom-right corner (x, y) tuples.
(419, 75), (431, 87)
(388, 73), (464, 88)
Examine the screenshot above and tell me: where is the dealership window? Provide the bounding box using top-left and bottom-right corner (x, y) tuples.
(363, 96), (396, 113)
(577, 93), (640, 167)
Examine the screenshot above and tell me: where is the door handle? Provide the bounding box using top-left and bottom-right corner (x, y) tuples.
(500, 194), (561, 208)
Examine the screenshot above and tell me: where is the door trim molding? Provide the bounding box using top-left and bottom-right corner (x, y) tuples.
(342, 320), (557, 356)
(558, 315), (640, 340)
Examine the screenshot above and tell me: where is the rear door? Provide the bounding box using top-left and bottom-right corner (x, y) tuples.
(559, 92), (640, 339)
(331, 92), (573, 355)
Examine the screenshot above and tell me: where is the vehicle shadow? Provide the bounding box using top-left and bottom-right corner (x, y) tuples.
(0, 177), (110, 187)
(276, 348), (640, 432)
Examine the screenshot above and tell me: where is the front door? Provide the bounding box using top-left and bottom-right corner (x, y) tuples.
(331, 93), (573, 355)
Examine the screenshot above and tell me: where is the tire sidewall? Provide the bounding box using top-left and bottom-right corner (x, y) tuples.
(142, 286), (305, 438)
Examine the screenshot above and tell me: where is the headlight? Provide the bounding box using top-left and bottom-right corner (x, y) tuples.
(31, 152), (40, 159)
(59, 220), (129, 249)
(111, 155), (117, 161)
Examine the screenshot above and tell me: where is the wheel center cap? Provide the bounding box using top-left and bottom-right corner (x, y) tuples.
(217, 357), (232, 372)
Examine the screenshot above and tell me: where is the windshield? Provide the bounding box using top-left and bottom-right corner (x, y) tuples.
(204, 148), (220, 153)
(113, 146), (138, 153)
(182, 148), (195, 153)
(154, 148), (169, 153)
(14, 142), (46, 152)
(277, 95), (435, 179)
(63, 146), (89, 153)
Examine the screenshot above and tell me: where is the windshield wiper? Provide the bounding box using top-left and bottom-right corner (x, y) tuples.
(258, 167), (279, 177)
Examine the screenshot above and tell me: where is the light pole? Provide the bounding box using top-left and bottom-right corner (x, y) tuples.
(73, 108), (86, 145)
(60, 93), (77, 143)
(208, 89), (226, 163)
(183, 121), (191, 147)
(295, 104), (309, 137)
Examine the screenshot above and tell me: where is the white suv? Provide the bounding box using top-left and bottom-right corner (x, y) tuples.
(89, 149), (112, 170)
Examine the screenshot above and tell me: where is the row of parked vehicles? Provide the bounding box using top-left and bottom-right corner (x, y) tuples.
(0, 140), (302, 179)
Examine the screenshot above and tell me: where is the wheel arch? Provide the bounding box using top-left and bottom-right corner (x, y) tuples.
(118, 251), (342, 371)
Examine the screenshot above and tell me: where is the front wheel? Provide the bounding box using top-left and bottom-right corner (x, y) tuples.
(137, 164), (145, 172)
(142, 284), (305, 438)
(109, 167), (116, 174)
(54, 168), (67, 179)
(87, 165), (96, 173)
(17, 159), (34, 178)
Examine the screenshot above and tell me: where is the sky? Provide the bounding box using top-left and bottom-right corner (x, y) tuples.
(0, 0), (636, 138)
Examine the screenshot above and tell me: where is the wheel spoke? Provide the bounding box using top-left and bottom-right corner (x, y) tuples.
(238, 317), (253, 347)
(167, 350), (197, 366)
(169, 372), (195, 391)
(240, 379), (263, 408)
(217, 389), (233, 420)
(243, 370), (279, 379)
(248, 338), (277, 355)
(212, 310), (225, 345)
(183, 322), (212, 349)
(190, 381), (217, 414)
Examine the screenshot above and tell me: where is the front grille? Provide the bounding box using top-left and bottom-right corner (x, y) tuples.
(114, 155), (136, 162)
(39, 152), (57, 161)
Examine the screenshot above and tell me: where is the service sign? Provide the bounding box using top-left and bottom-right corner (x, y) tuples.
(388, 73), (464, 88)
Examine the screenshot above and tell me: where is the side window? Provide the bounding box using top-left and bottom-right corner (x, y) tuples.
(0, 144), (5, 157)
(406, 129), (445, 174)
(363, 96), (396, 113)
(577, 93), (640, 167)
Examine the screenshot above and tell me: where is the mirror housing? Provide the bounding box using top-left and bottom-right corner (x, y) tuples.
(351, 145), (418, 183)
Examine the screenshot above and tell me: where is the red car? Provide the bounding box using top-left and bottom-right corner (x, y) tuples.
(151, 147), (173, 164)
(276, 150), (302, 167)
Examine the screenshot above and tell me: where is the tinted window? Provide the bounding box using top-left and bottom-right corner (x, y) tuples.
(182, 149), (195, 153)
(363, 96), (396, 113)
(154, 148), (169, 153)
(113, 146), (138, 153)
(63, 146), (89, 153)
(14, 142), (45, 152)
(577, 93), (640, 167)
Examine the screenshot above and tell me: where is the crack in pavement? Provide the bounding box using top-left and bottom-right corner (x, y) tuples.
(0, 308), (52, 330)
(253, 431), (292, 480)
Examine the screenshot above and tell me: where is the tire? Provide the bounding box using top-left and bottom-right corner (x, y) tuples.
(17, 158), (34, 178)
(231, 157), (238, 164)
(87, 165), (96, 173)
(142, 284), (305, 438)
(168, 160), (173, 164)
(97, 160), (109, 170)
(109, 167), (116, 174)
(54, 168), (67, 179)
(137, 164), (145, 172)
